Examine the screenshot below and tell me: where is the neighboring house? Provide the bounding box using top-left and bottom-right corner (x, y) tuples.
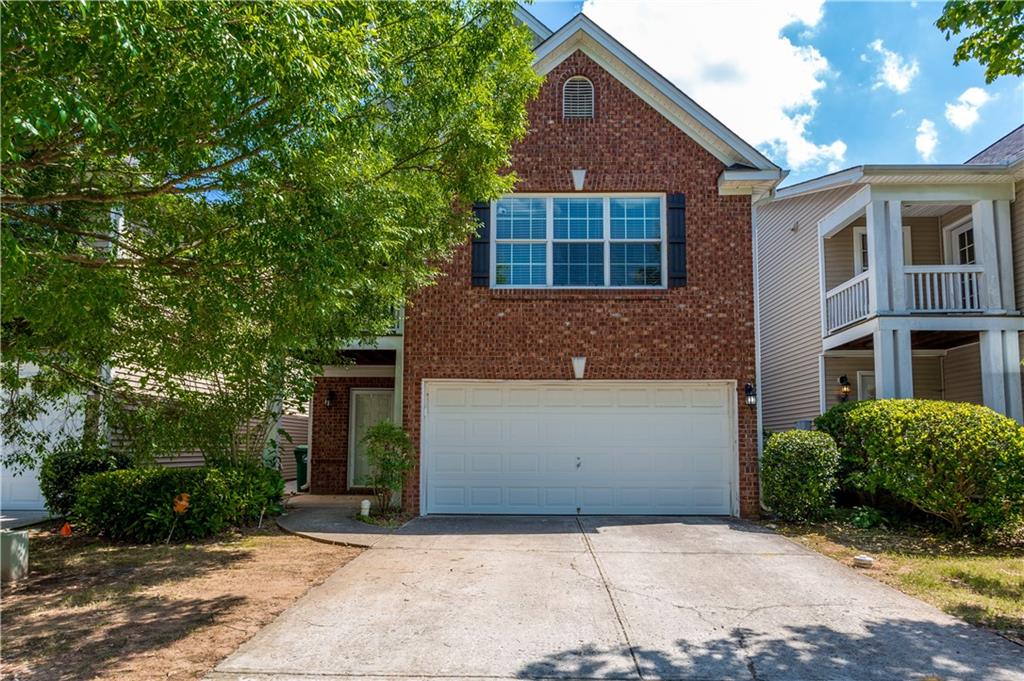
(757, 125), (1024, 431)
(308, 8), (782, 519)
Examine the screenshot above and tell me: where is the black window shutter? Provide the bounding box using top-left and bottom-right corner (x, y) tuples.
(471, 202), (490, 287)
(667, 193), (687, 288)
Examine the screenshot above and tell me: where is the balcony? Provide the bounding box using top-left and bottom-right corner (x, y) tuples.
(825, 265), (995, 334)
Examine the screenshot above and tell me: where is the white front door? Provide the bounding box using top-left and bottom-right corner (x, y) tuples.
(421, 380), (737, 515)
(348, 389), (394, 488)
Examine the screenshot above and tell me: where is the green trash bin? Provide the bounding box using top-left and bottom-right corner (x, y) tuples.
(294, 445), (309, 491)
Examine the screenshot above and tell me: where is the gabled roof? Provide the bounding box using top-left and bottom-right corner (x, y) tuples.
(530, 13), (780, 173)
(513, 4), (552, 43)
(966, 125), (1024, 165)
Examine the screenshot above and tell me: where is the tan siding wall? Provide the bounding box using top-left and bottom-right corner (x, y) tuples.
(908, 218), (942, 265)
(944, 343), (983, 405)
(1012, 181), (1024, 398)
(824, 224), (855, 290)
(822, 354), (942, 410)
(822, 217), (942, 293)
(757, 186), (861, 431)
(278, 412), (308, 481)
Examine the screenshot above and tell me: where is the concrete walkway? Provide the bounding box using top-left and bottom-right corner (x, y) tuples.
(212, 515), (1022, 681)
(276, 493), (403, 547)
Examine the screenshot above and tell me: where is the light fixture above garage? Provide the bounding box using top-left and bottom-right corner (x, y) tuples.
(571, 356), (586, 379)
(744, 383), (757, 408)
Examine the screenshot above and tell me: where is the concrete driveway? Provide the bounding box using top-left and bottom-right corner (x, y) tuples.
(210, 516), (1022, 681)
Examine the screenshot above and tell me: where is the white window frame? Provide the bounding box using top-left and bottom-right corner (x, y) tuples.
(943, 217), (976, 265)
(852, 225), (913, 274)
(490, 193), (668, 289)
(856, 371), (876, 401)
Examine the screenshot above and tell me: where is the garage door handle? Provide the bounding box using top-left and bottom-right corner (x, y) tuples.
(576, 457), (581, 469)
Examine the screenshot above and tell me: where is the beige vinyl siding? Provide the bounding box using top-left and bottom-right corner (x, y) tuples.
(943, 343), (983, 405)
(822, 217), (942, 293)
(1012, 181), (1024, 398)
(822, 354), (943, 410)
(277, 412), (308, 481)
(756, 185), (861, 431)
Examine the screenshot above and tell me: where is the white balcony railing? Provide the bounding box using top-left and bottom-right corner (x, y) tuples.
(905, 265), (986, 313)
(825, 271), (870, 334)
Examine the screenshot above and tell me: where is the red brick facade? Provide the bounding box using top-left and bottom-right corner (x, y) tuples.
(309, 376), (394, 494)
(400, 51), (760, 518)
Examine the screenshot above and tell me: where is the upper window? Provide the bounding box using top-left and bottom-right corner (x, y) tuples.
(562, 76), (594, 119)
(493, 195), (665, 288)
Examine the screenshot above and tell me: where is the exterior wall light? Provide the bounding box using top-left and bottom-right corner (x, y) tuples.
(744, 383), (757, 408)
(838, 375), (852, 402)
(325, 389), (337, 408)
(571, 356), (587, 380)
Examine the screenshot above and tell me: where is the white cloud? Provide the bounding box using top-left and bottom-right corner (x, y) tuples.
(944, 87), (992, 131)
(891, 108), (905, 117)
(868, 39), (919, 94)
(915, 119), (938, 161)
(581, 0), (845, 171)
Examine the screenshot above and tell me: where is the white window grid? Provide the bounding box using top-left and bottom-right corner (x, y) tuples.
(491, 194), (667, 289)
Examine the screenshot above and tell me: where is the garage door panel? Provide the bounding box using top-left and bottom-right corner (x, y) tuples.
(423, 381), (735, 515)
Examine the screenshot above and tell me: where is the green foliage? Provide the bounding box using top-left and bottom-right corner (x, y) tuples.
(1, 1), (539, 466)
(359, 422), (415, 513)
(38, 446), (132, 516)
(71, 464), (284, 542)
(848, 506), (886, 530)
(846, 400), (1024, 535)
(762, 430), (840, 521)
(814, 400), (870, 487)
(936, 1), (1024, 83)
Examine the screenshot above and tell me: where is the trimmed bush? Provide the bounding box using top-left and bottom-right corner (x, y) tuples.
(814, 401), (870, 485)
(845, 400), (1024, 535)
(39, 447), (133, 516)
(360, 422), (415, 513)
(762, 430), (840, 521)
(71, 464), (284, 543)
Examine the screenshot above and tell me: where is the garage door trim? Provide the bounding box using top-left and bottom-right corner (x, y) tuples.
(418, 379), (739, 516)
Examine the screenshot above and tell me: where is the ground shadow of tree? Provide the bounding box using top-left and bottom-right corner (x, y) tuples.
(0, 528), (259, 681)
(517, 617), (1024, 680)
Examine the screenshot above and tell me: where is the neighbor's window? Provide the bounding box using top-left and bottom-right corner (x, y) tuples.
(493, 195), (664, 288)
(563, 76), (594, 119)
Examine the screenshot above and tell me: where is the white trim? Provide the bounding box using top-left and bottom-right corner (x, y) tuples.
(819, 186), (870, 239)
(419, 379), (741, 517)
(856, 371), (875, 401)
(347, 388), (395, 489)
(825, 349), (948, 358)
(514, 4), (552, 40)
(323, 365), (396, 378)
(532, 15), (777, 171)
(853, 225), (912, 274)
(490, 194), (668, 289)
(818, 354), (827, 414)
(776, 166), (1017, 201)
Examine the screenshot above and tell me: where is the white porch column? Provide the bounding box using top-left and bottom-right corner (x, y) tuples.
(995, 200), (1015, 312)
(888, 200), (907, 312)
(866, 200), (892, 314)
(874, 325), (913, 399)
(972, 200), (1004, 311)
(980, 330), (1023, 422)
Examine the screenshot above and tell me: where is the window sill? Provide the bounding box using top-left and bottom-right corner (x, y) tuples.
(487, 288), (673, 301)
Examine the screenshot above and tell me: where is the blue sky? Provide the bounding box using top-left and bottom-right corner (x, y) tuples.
(524, 1), (1023, 186)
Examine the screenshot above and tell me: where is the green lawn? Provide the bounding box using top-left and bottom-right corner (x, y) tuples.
(772, 520), (1024, 643)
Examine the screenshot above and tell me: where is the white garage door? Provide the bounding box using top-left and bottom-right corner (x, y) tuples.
(422, 381), (736, 515)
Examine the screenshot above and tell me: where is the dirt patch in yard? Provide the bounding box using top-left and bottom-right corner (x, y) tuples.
(769, 520), (1024, 645)
(1, 523), (361, 681)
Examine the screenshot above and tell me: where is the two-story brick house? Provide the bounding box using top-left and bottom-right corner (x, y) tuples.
(308, 9), (782, 519)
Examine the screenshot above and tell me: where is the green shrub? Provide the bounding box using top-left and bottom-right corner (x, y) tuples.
(71, 464), (284, 543)
(39, 447), (133, 516)
(848, 505), (886, 529)
(814, 401), (869, 485)
(846, 400), (1024, 535)
(360, 422), (414, 513)
(762, 430), (840, 521)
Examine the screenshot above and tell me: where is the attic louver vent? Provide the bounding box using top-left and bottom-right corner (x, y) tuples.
(562, 76), (594, 119)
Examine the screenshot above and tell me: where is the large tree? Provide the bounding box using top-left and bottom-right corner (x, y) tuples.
(1, 1), (538, 466)
(936, 0), (1024, 82)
